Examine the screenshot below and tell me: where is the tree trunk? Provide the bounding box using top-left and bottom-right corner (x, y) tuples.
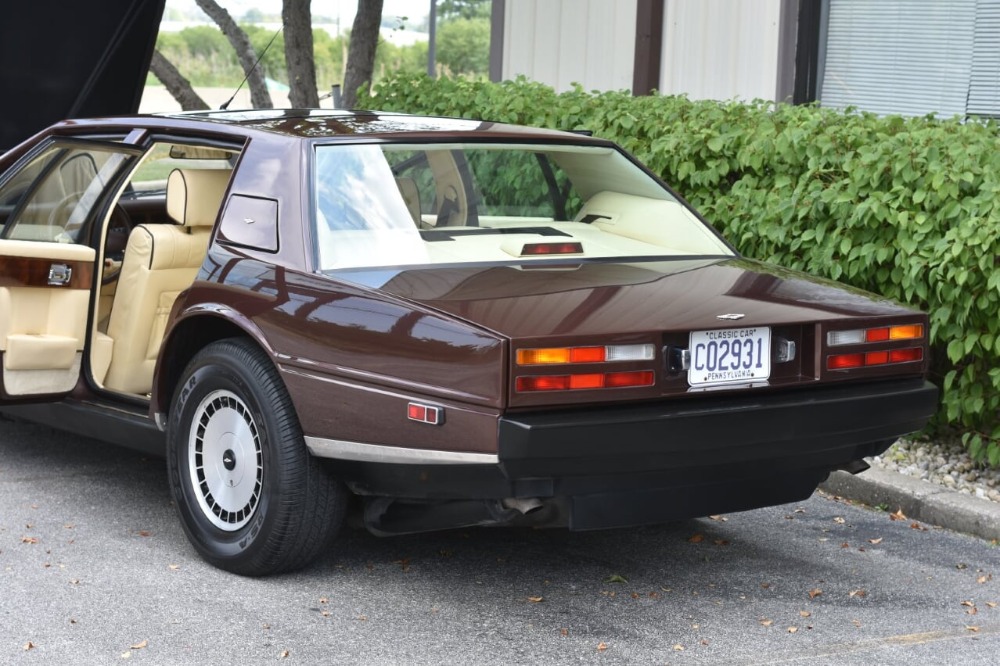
(283, 0), (319, 107)
(341, 0), (384, 109)
(149, 50), (209, 111)
(195, 0), (273, 109)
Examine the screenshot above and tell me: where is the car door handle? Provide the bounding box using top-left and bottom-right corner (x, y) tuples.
(47, 263), (72, 286)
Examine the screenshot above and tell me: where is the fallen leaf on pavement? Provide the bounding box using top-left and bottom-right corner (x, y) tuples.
(130, 640), (147, 650)
(673, 644), (684, 651)
(961, 600), (975, 607)
(910, 522), (927, 531)
(560, 628), (569, 637)
(597, 642), (608, 652)
(978, 575), (992, 584)
(808, 588), (823, 599)
(849, 589), (867, 598)
(708, 515), (727, 522)
(527, 596), (544, 603)
(760, 619), (774, 627)
(834, 517), (846, 524)
(889, 509), (906, 521)
(788, 626), (798, 633)
(868, 538), (883, 545)
(24, 642), (35, 651)
(967, 626), (980, 633)
(799, 611), (811, 618)
(688, 534), (704, 544)
(987, 602), (997, 609)
(21, 536), (38, 544)
(604, 574), (628, 584)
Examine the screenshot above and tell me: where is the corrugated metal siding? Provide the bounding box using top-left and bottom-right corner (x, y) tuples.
(659, 0), (782, 102)
(968, 0), (1000, 117)
(820, 0), (976, 117)
(502, 0), (637, 93)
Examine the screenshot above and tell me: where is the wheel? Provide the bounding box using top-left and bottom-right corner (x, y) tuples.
(166, 338), (348, 576)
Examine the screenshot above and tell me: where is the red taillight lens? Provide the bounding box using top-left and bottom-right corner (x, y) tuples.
(516, 375), (571, 391)
(569, 373), (604, 389)
(890, 347), (923, 363)
(605, 370), (655, 388)
(865, 350), (889, 365)
(570, 347), (606, 363)
(516, 370), (654, 392)
(865, 328), (890, 342)
(828, 353), (864, 370)
(827, 347), (923, 370)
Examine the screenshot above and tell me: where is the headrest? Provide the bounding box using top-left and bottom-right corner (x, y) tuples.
(166, 169), (232, 227)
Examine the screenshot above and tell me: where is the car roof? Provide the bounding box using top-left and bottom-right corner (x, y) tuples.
(45, 109), (606, 146)
(163, 108), (595, 141)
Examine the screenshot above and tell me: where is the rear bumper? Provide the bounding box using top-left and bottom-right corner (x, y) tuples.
(328, 378), (938, 529)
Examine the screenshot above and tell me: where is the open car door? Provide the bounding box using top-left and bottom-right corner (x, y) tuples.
(0, 138), (142, 400)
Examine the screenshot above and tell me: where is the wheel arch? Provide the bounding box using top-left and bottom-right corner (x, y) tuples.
(151, 307), (276, 422)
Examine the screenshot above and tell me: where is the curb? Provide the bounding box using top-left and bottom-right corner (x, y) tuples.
(819, 468), (1000, 542)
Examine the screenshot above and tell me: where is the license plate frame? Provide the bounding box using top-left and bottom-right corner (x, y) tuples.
(688, 327), (771, 387)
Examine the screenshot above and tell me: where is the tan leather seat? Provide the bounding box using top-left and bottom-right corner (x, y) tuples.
(101, 169), (230, 394)
(395, 177), (421, 225)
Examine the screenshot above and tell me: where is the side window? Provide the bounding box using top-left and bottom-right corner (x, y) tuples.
(123, 143), (236, 200)
(0, 144), (131, 243)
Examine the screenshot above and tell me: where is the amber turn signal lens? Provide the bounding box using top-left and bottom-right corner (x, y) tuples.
(889, 324), (924, 340)
(517, 348), (571, 365)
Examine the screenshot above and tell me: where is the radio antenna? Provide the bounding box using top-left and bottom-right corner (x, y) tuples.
(220, 26), (283, 110)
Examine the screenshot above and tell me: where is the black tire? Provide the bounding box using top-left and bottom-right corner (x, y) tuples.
(166, 338), (347, 576)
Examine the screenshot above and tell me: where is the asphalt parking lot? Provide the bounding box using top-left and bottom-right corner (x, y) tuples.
(3, 414), (1000, 665)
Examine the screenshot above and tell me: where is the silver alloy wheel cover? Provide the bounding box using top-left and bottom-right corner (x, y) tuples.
(187, 389), (263, 531)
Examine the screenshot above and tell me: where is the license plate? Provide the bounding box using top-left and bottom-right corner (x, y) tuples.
(688, 327), (771, 387)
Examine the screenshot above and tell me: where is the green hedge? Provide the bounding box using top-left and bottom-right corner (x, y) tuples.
(360, 75), (1000, 463)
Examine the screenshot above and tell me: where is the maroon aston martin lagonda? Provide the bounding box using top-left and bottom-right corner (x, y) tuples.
(0, 109), (937, 575)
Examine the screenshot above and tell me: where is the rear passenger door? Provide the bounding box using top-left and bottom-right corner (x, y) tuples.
(0, 138), (140, 399)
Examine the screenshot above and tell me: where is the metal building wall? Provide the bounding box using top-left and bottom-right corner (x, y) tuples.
(502, 0), (638, 92)
(659, 0), (783, 101)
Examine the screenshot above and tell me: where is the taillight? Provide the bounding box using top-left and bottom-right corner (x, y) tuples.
(514, 342), (657, 392)
(826, 323), (924, 372)
(516, 370), (654, 392)
(516, 344), (655, 365)
(827, 324), (924, 346)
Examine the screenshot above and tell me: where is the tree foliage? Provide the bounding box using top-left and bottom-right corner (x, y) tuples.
(151, 11), (491, 103)
(438, 0), (491, 22)
(362, 74), (1000, 465)
(436, 18), (490, 76)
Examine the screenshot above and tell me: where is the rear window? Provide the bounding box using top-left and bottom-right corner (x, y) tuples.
(313, 142), (732, 271)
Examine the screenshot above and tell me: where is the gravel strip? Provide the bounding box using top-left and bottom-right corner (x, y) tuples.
(869, 437), (1000, 503)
